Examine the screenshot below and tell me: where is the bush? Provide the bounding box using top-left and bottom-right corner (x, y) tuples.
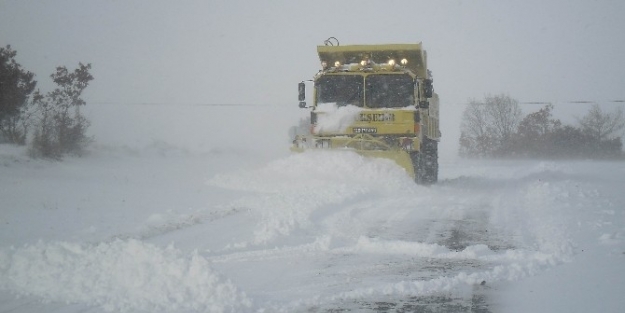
(29, 63), (93, 158)
(460, 99), (624, 159)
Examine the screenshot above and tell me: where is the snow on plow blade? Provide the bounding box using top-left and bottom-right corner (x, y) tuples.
(290, 131), (440, 185)
(291, 131), (438, 185)
(291, 143), (416, 180)
(357, 149), (416, 180)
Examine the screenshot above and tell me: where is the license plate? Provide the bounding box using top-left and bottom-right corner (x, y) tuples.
(353, 127), (377, 134)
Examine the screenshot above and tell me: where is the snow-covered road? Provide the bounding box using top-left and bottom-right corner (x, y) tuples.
(1, 144), (624, 312)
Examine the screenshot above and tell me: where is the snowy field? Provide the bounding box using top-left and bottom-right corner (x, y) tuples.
(1, 104), (624, 312)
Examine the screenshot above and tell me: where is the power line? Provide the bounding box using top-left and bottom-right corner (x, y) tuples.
(520, 100), (625, 105)
(88, 102), (280, 107)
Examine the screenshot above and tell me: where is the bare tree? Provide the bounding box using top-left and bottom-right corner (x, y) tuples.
(577, 104), (625, 141)
(484, 94), (523, 144)
(461, 99), (488, 140)
(459, 94), (522, 157)
(460, 99), (494, 157)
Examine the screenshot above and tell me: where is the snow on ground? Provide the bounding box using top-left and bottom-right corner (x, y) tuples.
(1, 104), (624, 312)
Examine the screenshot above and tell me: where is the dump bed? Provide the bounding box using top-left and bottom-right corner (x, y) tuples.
(317, 43), (428, 78)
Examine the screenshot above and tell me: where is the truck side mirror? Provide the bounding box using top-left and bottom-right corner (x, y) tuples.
(298, 82), (306, 108)
(423, 79), (433, 98)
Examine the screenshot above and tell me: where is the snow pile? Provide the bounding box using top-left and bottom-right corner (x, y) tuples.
(208, 150), (417, 245)
(0, 239), (251, 312)
(313, 103), (362, 133)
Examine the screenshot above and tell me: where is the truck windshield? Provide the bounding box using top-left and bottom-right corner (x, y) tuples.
(365, 74), (414, 108)
(316, 75), (363, 107)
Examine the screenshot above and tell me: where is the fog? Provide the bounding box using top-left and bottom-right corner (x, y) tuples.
(1, 0), (624, 158)
(2, 3), (625, 311)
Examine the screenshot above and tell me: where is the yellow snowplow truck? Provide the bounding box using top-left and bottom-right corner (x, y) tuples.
(292, 39), (441, 184)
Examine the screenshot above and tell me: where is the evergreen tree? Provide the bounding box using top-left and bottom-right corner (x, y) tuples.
(0, 45), (37, 144)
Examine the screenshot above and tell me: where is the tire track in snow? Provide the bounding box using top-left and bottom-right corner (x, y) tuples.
(193, 156), (583, 312)
(98, 206), (246, 244)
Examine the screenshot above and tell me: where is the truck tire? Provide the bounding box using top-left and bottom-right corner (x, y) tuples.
(410, 139), (438, 185)
(422, 138), (438, 184)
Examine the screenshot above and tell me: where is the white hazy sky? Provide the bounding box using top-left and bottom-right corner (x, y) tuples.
(1, 0), (624, 155)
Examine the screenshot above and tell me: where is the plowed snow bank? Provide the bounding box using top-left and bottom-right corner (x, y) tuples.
(0, 240), (250, 312)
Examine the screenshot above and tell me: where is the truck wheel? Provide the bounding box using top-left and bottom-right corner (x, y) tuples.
(410, 139), (438, 185)
(423, 138), (438, 184)
(410, 151), (426, 185)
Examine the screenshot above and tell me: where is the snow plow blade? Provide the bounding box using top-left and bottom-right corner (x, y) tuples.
(357, 149), (416, 179)
(291, 146), (413, 178)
